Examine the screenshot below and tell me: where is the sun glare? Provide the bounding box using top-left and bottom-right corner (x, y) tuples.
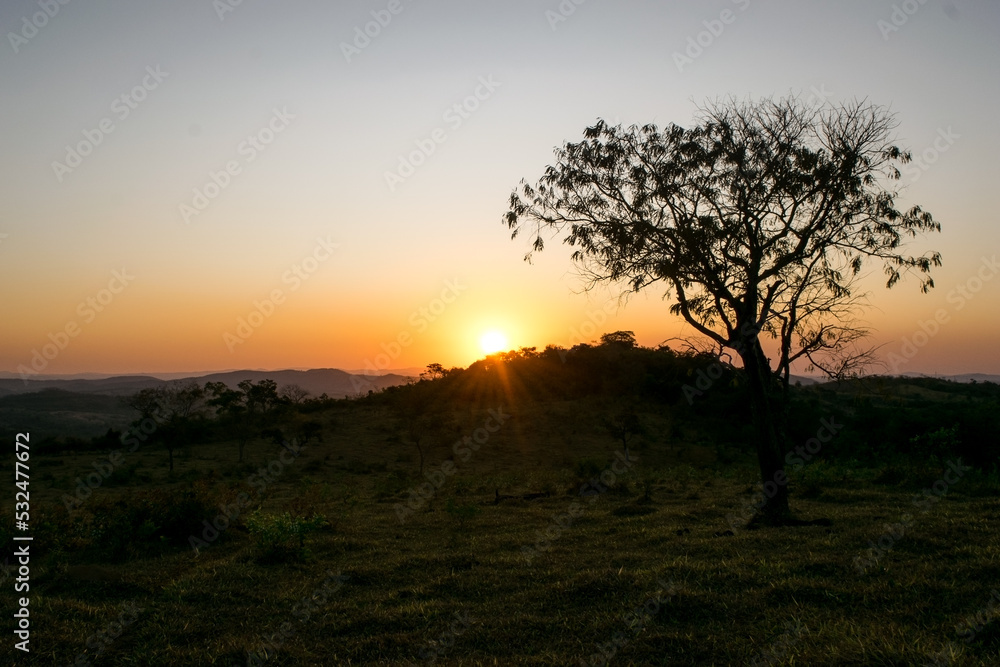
(479, 330), (509, 355)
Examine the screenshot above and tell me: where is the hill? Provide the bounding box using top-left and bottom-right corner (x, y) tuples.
(0, 368), (412, 399)
(7, 345), (1000, 665)
(0, 368), (414, 440)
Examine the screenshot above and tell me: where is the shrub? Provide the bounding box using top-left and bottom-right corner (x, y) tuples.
(912, 424), (962, 458)
(302, 457), (324, 473)
(872, 463), (910, 487)
(245, 510), (327, 563)
(444, 498), (481, 527)
(84, 481), (246, 561)
(574, 458), (604, 479)
(283, 481), (333, 520)
(103, 461), (148, 487)
(373, 470), (410, 499)
(344, 458), (385, 474)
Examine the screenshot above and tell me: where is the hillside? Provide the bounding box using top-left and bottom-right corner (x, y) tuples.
(0, 368), (414, 440)
(6, 345), (1000, 665)
(0, 368), (412, 398)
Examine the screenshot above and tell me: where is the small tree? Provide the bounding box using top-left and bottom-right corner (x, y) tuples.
(298, 420), (324, 444)
(603, 411), (644, 462)
(420, 363), (447, 381)
(395, 387), (452, 476)
(402, 415), (436, 476)
(505, 96), (941, 525)
(206, 382), (249, 462)
(600, 330), (637, 348)
(123, 381), (205, 472)
(205, 379), (278, 462)
(240, 378), (279, 417)
(279, 383), (310, 404)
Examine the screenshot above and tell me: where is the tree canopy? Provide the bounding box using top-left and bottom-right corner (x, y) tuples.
(505, 96), (941, 385)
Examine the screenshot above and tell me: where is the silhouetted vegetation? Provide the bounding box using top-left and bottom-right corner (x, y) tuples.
(20, 340), (999, 474)
(7, 339), (1000, 665)
(505, 96), (943, 525)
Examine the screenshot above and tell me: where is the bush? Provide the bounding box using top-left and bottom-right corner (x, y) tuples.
(245, 510), (327, 563)
(909, 425), (960, 459)
(444, 498), (481, 527)
(84, 481), (247, 561)
(282, 480), (333, 520)
(872, 464), (909, 486)
(574, 458), (604, 479)
(103, 461), (149, 487)
(373, 471), (410, 499)
(344, 458), (386, 474)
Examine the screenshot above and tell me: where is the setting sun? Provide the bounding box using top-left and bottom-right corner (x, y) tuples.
(479, 330), (509, 355)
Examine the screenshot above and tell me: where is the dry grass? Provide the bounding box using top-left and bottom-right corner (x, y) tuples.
(8, 401), (1000, 666)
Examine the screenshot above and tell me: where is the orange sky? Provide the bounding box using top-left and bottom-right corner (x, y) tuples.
(2, 1), (998, 378)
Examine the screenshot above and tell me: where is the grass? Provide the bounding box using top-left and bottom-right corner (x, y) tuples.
(8, 400), (1000, 666)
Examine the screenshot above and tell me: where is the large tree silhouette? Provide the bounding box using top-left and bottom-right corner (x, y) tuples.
(504, 96), (941, 525)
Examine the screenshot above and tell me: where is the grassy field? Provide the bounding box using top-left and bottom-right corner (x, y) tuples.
(6, 395), (1000, 666)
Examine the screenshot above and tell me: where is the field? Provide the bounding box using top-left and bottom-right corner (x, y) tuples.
(8, 387), (1000, 666)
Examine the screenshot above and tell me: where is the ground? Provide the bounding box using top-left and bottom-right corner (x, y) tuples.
(7, 396), (1000, 666)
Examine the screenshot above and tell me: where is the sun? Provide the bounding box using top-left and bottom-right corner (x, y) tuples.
(479, 330), (509, 355)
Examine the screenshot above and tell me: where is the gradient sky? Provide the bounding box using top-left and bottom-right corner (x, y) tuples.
(1, 0), (998, 377)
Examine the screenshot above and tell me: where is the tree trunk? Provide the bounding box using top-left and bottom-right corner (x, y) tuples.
(739, 336), (791, 525)
(415, 440), (424, 476)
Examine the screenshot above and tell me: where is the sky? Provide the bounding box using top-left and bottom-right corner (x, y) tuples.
(1, 0), (998, 378)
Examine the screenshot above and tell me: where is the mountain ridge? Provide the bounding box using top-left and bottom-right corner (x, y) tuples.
(1, 369), (996, 400)
(0, 368), (415, 399)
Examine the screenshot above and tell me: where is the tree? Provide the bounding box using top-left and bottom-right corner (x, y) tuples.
(205, 381), (247, 461)
(420, 363), (447, 381)
(298, 420), (324, 444)
(504, 96), (941, 525)
(279, 383), (310, 404)
(395, 385), (454, 476)
(123, 381), (205, 472)
(239, 378), (279, 416)
(600, 330), (637, 348)
(205, 379), (279, 462)
(603, 410), (644, 462)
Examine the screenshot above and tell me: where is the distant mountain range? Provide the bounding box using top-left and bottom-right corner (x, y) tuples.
(791, 372), (1000, 385)
(0, 368), (995, 401)
(0, 368), (415, 399)
(898, 372), (1000, 384)
(1, 367), (995, 443)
